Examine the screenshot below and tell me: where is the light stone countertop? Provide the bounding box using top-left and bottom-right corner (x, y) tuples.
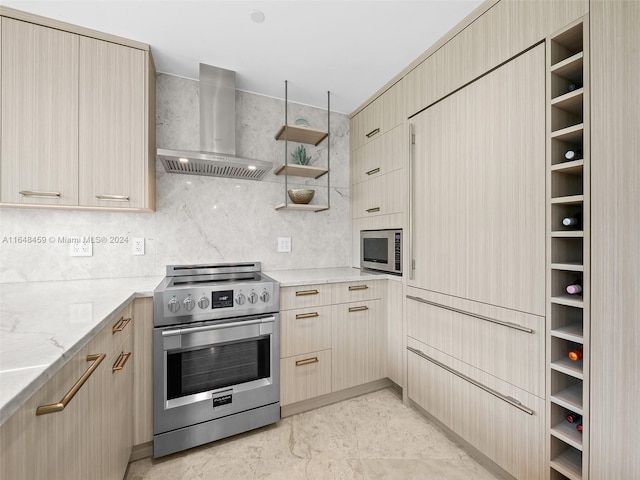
(264, 266), (401, 287)
(0, 276), (163, 426)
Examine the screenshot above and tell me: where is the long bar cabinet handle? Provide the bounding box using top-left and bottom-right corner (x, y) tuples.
(112, 352), (132, 372)
(407, 346), (535, 416)
(295, 312), (320, 320)
(295, 289), (319, 297)
(348, 285), (369, 291)
(366, 167), (380, 176)
(19, 190), (61, 198)
(112, 316), (131, 334)
(95, 194), (130, 201)
(36, 353), (106, 416)
(365, 128), (380, 138)
(366, 207), (380, 213)
(408, 123), (415, 280)
(295, 357), (319, 367)
(348, 306), (369, 313)
(406, 295), (533, 334)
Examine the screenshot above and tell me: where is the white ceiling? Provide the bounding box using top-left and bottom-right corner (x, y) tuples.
(1, 0), (483, 114)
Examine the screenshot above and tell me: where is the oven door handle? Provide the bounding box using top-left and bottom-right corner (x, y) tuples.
(161, 316), (276, 337)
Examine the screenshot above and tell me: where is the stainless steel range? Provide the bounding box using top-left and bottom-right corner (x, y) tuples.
(153, 262), (280, 458)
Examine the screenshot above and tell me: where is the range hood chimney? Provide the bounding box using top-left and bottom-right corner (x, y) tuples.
(157, 64), (271, 180)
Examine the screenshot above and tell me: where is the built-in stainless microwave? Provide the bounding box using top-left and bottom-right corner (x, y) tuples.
(360, 229), (402, 275)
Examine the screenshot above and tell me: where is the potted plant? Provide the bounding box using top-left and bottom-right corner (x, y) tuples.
(291, 145), (312, 165)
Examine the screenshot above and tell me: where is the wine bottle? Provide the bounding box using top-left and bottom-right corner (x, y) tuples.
(567, 83), (578, 92)
(564, 149), (582, 161)
(568, 345), (583, 361)
(576, 423), (583, 433)
(562, 217), (580, 227)
(566, 280), (582, 295)
(566, 413), (582, 424)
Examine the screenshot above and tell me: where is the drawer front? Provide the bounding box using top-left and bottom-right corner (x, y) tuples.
(351, 169), (405, 219)
(351, 125), (404, 185)
(280, 349), (332, 406)
(331, 280), (384, 304)
(407, 339), (544, 480)
(406, 288), (544, 396)
(280, 284), (331, 311)
(280, 306), (332, 358)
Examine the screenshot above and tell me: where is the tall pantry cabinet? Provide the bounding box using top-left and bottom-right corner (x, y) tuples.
(350, 0), (639, 478)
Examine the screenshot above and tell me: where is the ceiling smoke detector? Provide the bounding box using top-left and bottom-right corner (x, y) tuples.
(249, 10), (265, 23)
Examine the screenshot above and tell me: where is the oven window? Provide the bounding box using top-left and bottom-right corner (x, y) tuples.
(363, 237), (388, 264)
(166, 337), (271, 400)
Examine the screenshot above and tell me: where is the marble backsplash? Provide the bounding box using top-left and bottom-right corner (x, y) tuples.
(0, 74), (351, 283)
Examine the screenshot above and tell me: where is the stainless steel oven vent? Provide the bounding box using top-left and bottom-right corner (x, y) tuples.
(157, 64), (271, 181)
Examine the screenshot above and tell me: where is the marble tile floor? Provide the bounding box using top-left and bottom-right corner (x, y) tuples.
(126, 388), (503, 480)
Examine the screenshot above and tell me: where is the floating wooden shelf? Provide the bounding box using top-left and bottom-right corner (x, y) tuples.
(274, 125), (328, 146)
(274, 164), (328, 179)
(274, 203), (329, 212)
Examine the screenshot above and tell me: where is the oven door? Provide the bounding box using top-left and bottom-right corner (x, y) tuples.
(153, 313), (280, 435)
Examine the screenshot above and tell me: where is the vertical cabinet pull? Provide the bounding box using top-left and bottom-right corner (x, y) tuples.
(35, 353), (106, 416)
(409, 123), (415, 280)
(295, 289), (319, 297)
(348, 306), (369, 313)
(112, 316), (131, 334)
(348, 285), (369, 291)
(295, 312), (320, 320)
(295, 357), (319, 367)
(112, 352), (132, 372)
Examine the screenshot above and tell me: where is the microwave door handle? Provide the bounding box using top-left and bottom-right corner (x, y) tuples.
(162, 316), (276, 337)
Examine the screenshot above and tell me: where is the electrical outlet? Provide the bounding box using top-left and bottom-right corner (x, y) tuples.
(277, 237), (291, 253)
(69, 238), (92, 256)
(132, 237), (145, 256)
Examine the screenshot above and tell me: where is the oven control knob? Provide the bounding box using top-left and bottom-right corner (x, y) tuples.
(183, 296), (195, 311)
(167, 297), (180, 313)
(235, 293), (246, 305)
(248, 292), (258, 304)
(260, 291), (270, 303)
(197, 296), (210, 309)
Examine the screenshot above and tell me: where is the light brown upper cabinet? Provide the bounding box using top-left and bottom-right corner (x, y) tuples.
(0, 10), (155, 211)
(0, 18), (79, 206)
(408, 44), (546, 316)
(350, 80), (403, 152)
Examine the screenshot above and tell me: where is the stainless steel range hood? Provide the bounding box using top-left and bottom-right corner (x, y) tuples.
(157, 64), (271, 180)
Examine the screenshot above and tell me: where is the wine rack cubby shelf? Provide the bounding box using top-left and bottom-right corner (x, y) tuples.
(546, 17), (590, 480)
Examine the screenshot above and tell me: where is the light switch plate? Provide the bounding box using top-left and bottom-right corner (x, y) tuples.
(277, 237), (291, 253)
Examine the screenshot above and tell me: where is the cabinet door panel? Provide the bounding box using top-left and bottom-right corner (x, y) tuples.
(332, 299), (385, 391)
(410, 44), (545, 316)
(408, 338), (545, 480)
(1, 18), (78, 205)
(79, 37), (146, 208)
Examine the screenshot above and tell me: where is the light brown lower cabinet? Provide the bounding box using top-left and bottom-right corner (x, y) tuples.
(407, 338), (545, 480)
(0, 300), (138, 479)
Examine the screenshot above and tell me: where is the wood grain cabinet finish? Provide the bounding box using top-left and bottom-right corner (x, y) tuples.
(279, 284), (331, 311)
(281, 349), (332, 405)
(330, 279), (384, 305)
(406, 288), (545, 397)
(407, 338), (545, 480)
(352, 168), (405, 219)
(332, 299), (386, 392)
(0, 8), (155, 211)
(0, 17), (79, 206)
(404, 0), (588, 118)
(409, 44), (546, 316)
(351, 124), (405, 186)
(78, 37), (148, 209)
(0, 300), (138, 479)
(132, 297), (154, 446)
(350, 80), (403, 151)
(280, 306), (332, 359)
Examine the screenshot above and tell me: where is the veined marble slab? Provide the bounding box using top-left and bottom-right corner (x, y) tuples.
(0, 276), (163, 426)
(265, 267), (401, 287)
